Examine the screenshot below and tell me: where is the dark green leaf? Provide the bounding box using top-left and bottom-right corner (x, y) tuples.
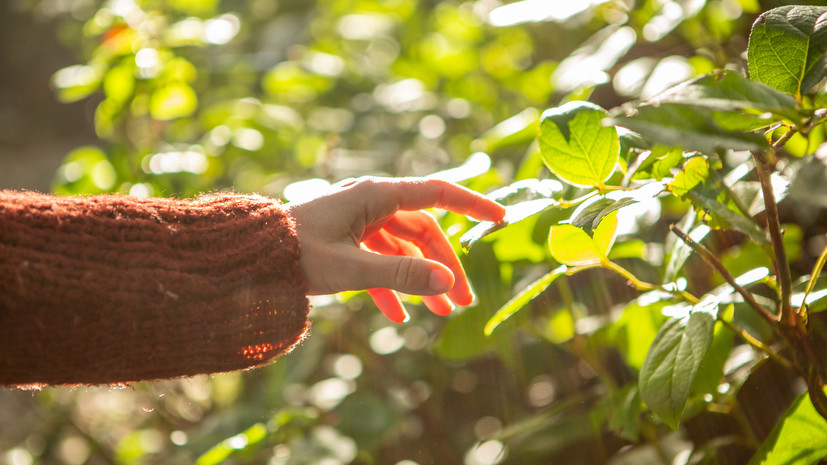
(691, 321), (734, 397)
(571, 197), (638, 237)
(609, 103), (769, 155)
(605, 385), (643, 442)
(639, 301), (717, 429)
(649, 70), (800, 121)
(539, 101), (619, 187)
(687, 188), (770, 246)
(789, 154), (827, 208)
(748, 6), (827, 96)
(748, 389), (827, 465)
(618, 127), (651, 158)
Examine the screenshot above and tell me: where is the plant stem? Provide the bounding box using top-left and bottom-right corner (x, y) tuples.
(801, 240), (827, 315)
(718, 317), (793, 371)
(770, 126), (797, 152)
(602, 259), (700, 304)
(670, 225), (777, 325)
(558, 191), (600, 209)
(752, 151), (795, 328)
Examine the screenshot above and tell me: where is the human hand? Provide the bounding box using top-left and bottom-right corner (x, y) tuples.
(285, 177), (506, 323)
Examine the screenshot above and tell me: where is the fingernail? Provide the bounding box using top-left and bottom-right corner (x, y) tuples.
(429, 268), (454, 293)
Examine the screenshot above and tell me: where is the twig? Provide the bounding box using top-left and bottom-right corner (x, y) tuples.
(718, 318), (794, 371)
(602, 259), (700, 304)
(752, 151), (795, 328)
(801, 240), (827, 316)
(670, 225), (777, 325)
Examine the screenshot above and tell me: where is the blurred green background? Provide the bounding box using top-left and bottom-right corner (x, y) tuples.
(1, 0), (823, 464)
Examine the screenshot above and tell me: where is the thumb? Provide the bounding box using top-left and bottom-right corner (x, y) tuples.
(352, 251), (455, 296)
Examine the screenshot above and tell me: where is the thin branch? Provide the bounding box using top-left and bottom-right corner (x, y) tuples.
(670, 225), (777, 325)
(602, 259), (700, 304)
(752, 151), (795, 328)
(718, 318), (794, 371)
(801, 239), (827, 316)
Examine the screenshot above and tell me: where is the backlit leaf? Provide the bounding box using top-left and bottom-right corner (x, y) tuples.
(748, 6), (827, 97)
(748, 389), (827, 465)
(150, 83), (198, 120)
(668, 156), (709, 197)
(539, 101), (619, 188)
(460, 179), (563, 251)
(548, 211), (618, 266)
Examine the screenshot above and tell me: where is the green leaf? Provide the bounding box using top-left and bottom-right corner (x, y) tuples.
(664, 213), (711, 283)
(435, 243), (513, 361)
(460, 179), (563, 251)
(691, 320), (734, 397)
(789, 153), (827, 209)
(607, 239), (648, 261)
(474, 108), (540, 152)
(748, 6), (827, 97)
(485, 265), (567, 335)
(539, 101), (619, 188)
(460, 198), (558, 252)
(52, 64), (102, 103)
(609, 103), (769, 154)
(748, 389), (827, 465)
(687, 188), (770, 246)
(603, 385), (643, 442)
(639, 300), (717, 429)
(649, 70), (800, 121)
(150, 82), (198, 120)
(426, 152), (491, 183)
(607, 299), (671, 371)
(629, 146), (684, 182)
(668, 156), (710, 197)
(548, 211), (618, 266)
(618, 127), (651, 158)
(571, 197), (637, 237)
(196, 423), (268, 465)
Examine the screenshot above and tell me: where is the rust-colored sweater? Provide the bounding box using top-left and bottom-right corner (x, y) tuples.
(0, 191), (311, 386)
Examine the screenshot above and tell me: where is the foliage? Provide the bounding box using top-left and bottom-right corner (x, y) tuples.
(3, 0), (827, 465)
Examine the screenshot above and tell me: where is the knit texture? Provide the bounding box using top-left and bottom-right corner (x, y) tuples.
(0, 191), (311, 385)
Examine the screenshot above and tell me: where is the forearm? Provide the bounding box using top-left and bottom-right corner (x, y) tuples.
(0, 191), (310, 385)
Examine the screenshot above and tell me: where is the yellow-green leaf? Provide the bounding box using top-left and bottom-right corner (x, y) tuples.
(548, 211), (618, 266)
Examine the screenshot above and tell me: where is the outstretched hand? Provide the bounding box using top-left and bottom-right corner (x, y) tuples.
(286, 177), (505, 323)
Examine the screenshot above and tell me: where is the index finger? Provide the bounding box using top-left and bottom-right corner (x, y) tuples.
(351, 178), (506, 222)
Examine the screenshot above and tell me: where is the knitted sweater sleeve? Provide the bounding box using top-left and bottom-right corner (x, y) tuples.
(0, 190), (311, 385)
